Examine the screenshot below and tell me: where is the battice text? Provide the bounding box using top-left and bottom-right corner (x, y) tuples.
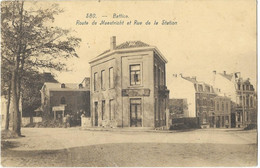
(113, 13), (129, 18)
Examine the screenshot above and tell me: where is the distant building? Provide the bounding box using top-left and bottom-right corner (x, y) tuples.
(89, 36), (169, 128)
(168, 74), (231, 128)
(211, 71), (257, 128)
(211, 96), (231, 128)
(40, 78), (90, 124)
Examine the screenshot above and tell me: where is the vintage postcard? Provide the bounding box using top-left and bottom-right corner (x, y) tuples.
(1, 0), (257, 167)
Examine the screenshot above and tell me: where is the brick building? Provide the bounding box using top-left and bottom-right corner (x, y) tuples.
(40, 78), (90, 124)
(211, 71), (257, 128)
(89, 36), (169, 128)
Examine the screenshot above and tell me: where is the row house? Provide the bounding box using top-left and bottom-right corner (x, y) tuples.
(212, 96), (231, 128)
(168, 74), (232, 128)
(89, 36), (169, 128)
(211, 71), (257, 128)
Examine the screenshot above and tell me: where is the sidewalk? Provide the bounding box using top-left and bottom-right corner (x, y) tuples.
(80, 126), (197, 133)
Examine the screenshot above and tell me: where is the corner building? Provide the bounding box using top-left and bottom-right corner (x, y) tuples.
(89, 37), (169, 128)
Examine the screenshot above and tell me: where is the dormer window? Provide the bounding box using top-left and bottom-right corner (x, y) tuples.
(79, 84), (83, 89)
(61, 83), (65, 88)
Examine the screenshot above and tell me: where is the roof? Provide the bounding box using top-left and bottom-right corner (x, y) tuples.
(219, 73), (233, 81)
(97, 41), (150, 57)
(182, 76), (197, 83)
(42, 82), (89, 91)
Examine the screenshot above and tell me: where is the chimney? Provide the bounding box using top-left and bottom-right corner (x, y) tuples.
(179, 73), (183, 77)
(223, 71), (226, 75)
(192, 76), (196, 81)
(110, 36), (116, 50)
(212, 70), (216, 86)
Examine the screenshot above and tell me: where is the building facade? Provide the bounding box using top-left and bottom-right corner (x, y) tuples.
(89, 36), (169, 128)
(40, 78), (90, 124)
(211, 71), (257, 128)
(210, 96), (231, 128)
(169, 74), (231, 128)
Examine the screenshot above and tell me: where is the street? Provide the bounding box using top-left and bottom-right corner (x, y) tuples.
(1, 128), (257, 167)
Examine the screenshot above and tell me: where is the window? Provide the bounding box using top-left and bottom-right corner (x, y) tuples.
(239, 96), (243, 106)
(154, 98), (157, 120)
(226, 102), (229, 112)
(211, 100), (214, 107)
(198, 85), (203, 92)
(109, 99), (115, 120)
(222, 102), (224, 111)
(205, 86), (210, 92)
(154, 65), (157, 87)
(238, 84), (241, 90)
(60, 97), (66, 104)
(202, 98), (207, 106)
(217, 102), (219, 111)
(109, 67), (114, 88)
(130, 64), (141, 85)
(246, 96), (249, 107)
(94, 72), (98, 91)
(250, 97), (253, 107)
(162, 70), (165, 86)
(158, 68), (160, 86)
(102, 100), (105, 120)
(101, 70), (105, 90)
(94, 102), (98, 126)
(61, 83), (65, 88)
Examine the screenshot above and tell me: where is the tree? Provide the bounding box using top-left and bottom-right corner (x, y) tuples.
(1, 59), (12, 130)
(22, 71), (58, 117)
(1, 1), (81, 136)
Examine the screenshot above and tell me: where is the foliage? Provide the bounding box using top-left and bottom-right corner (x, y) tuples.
(22, 71), (58, 117)
(1, 1), (81, 135)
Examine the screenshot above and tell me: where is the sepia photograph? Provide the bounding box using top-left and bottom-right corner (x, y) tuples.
(0, 0), (257, 167)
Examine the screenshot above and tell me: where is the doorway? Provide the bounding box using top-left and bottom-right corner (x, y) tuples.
(130, 98), (142, 127)
(94, 102), (98, 126)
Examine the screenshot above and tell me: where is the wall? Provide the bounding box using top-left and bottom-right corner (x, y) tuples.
(168, 77), (196, 117)
(90, 54), (121, 126)
(49, 90), (90, 119)
(121, 50), (155, 127)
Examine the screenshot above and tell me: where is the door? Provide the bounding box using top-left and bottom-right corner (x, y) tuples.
(231, 113), (236, 128)
(94, 102), (98, 126)
(130, 98), (142, 127)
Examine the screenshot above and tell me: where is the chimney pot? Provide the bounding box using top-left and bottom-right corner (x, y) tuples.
(110, 36), (116, 50)
(223, 71), (226, 75)
(213, 70), (216, 74)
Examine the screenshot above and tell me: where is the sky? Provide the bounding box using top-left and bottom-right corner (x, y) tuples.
(32, 0), (257, 87)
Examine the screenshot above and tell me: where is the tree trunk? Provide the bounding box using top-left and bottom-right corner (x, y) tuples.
(11, 69), (21, 136)
(5, 80), (12, 130)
